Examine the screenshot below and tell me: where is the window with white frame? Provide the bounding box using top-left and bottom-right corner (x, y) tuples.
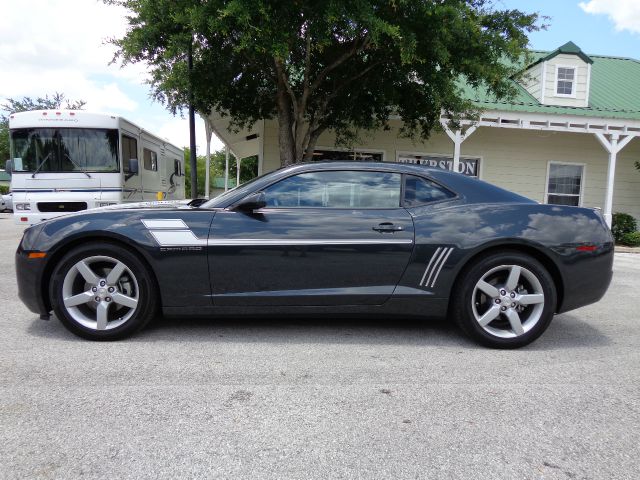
(547, 163), (584, 206)
(556, 67), (576, 96)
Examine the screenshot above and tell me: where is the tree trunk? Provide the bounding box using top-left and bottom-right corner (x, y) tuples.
(276, 74), (296, 167)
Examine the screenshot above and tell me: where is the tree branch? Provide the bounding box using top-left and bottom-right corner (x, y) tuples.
(309, 35), (369, 93)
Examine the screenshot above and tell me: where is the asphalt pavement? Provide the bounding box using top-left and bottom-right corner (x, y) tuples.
(1, 212), (638, 480)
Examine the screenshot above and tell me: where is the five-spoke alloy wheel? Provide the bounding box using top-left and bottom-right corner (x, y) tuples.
(451, 251), (556, 348)
(50, 242), (157, 340)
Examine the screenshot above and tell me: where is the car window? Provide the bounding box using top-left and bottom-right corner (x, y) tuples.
(403, 175), (455, 207)
(263, 171), (402, 208)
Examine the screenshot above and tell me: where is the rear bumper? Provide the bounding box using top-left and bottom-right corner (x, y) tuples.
(16, 247), (49, 316)
(557, 243), (614, 313)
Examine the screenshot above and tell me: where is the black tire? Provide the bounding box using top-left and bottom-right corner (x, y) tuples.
(451, 251), (557, 349)
(49, 242), (158, 340)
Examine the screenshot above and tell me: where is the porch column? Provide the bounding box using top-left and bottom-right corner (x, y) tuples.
(224, 146), (230, 191)
(442, 123), (477, 173)
(236, 157), (242, 187)
(204, 119), (212, 199)
(595, 133), (635, 227)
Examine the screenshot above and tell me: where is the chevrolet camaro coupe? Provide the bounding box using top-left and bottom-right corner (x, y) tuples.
(16, 161), (613, 348)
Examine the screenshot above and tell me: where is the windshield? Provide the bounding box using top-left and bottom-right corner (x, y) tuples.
(10, 128), (119, 173)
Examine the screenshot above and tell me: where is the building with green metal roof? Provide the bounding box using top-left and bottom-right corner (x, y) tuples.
(206, 41), (640, 225)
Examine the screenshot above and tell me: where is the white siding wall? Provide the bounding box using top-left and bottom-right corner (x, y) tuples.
(521, 62), (543, 101)
(543, 54), (590, 107)
(261, 119), (640, 220)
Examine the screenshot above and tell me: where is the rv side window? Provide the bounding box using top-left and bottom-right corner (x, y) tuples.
(122, 135), (138, 173)
(174, 159), (182, 176)
(143, 148), (158, 171)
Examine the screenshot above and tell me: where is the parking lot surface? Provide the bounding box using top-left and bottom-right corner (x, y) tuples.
(1, 212), (639, 480)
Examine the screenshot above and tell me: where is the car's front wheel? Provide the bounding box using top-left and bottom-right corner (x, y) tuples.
(451, 251), (557, 348)
(49, 242), (158, 340)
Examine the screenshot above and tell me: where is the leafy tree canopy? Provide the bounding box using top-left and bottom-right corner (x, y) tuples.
(1, 93), (86, 162)
(110, 0), (539, 166)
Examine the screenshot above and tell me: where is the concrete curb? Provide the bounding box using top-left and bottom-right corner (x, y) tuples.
(615, 246), (640, 253)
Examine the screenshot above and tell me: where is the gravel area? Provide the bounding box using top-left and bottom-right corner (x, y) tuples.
(1, 212), (639, 479)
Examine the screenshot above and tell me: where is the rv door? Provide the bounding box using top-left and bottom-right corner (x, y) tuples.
(122, 133), (143, 201)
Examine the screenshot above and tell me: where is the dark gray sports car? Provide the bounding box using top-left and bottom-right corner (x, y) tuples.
(16, 161), (613, 347)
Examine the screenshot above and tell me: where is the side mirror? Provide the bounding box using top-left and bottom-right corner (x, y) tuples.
(234, 191), (266, 211)
(129, 158), (139, 175)
(5, 159), (13, 175)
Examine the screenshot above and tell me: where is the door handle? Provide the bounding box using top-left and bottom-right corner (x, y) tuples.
(372, 222), (403, 233)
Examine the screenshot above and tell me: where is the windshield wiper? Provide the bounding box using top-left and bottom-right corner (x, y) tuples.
(31, 152), (52, 178)
(64, 153), (92, 178)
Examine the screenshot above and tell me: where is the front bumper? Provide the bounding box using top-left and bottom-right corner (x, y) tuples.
(16, 246), (50, 316)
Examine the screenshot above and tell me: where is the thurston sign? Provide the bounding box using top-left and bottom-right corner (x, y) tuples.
(397, 154), (480, 177)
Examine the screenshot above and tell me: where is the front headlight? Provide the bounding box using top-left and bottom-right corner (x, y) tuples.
(15, 203), (31, 211)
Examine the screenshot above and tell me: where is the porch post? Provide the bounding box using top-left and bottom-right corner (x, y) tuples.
(236, 157), (242, 187)
(452, 130), (462, 173)
(224, 146), (230, 192)
(204, 120), (212, 199)
(595, 133), (635, 227)
(441, 123), (477, 174)
(603, 135), (618, 228)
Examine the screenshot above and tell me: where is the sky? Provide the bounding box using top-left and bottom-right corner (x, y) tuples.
(0, 0), (638, 155)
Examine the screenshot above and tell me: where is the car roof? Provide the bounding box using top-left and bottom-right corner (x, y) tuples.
(282, 160), (444, 176)
(203, 160), (536, 209)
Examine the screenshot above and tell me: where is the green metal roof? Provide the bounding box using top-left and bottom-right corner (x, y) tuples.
(529, 41), (593, 66)
(462, 46), (640, 121)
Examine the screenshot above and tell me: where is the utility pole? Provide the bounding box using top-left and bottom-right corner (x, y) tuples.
(188, 38), (198, 198)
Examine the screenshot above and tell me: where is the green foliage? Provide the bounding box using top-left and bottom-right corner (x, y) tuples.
(612, 212), (637, 243)
(183, 147), (258, 197)
(0, 93), (86, 161)
(110, 0), (540, 166)
(620, 231), (640, 247)
(0, 185), (9, 195)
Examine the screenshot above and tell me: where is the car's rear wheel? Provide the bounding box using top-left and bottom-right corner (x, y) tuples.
(451, 251), (557, 348)
(50, 242), (157, 340)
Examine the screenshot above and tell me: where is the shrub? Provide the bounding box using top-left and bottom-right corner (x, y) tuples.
(620, 232), (640, 247)
(0, 185), (9, 195)
(612, 212), (637, 243)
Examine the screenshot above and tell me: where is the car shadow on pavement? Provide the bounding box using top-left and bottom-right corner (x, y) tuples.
(26, 311), (611, 350)
(523, 313), (612, 350)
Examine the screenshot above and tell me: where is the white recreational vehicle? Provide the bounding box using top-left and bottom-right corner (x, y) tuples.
(6, 110), (185, 224)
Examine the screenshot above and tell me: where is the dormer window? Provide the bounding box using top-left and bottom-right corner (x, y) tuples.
(556, 66), (576, 97)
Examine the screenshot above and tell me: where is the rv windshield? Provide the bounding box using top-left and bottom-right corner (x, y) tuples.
(10, 128), (119, 173)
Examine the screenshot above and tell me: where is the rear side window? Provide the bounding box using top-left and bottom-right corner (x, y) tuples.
(403, 175), (455, 207)
(263, 170), (402, 208)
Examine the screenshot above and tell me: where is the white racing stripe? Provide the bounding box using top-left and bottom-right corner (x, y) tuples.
(141, 219), (414, 247)
(141, 219), (189, 230)
(207, 238), (413, 246)
(150, 230), (208, 246)
(420, 247), (454, 289)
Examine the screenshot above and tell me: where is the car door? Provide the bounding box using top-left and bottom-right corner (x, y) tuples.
(208, 169), (415, 306)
